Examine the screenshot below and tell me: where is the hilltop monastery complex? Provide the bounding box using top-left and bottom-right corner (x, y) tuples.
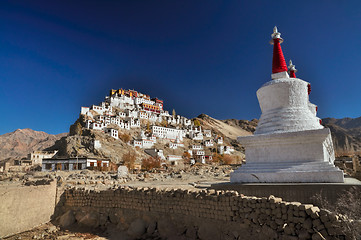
(81, 89), (190, 140)
(45, 88), (235, 169)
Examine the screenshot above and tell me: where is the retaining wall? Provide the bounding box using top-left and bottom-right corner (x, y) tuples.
(61, 187), (347, 239)
(211, 177), (361, 206)
(0, 180), (57, 238)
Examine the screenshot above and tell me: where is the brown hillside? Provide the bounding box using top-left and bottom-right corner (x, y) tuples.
(0, 129), (67, 162)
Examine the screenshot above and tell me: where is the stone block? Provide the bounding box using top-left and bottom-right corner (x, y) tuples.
(117, 166), (129, 178)
(298, 228), (311, 240)
(302, 218), (313, 230)
(261, 224), (278, 239)
(306, 206), (320, 219)
(311, 232), (326, 240)
(275, 218), (284, 225)
(283, 224), (294, 235)
(312, 219), (322, 227)
(299, 210), (306, 217)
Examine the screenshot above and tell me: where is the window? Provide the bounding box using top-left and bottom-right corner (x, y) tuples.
(64, 163), (69, 170)
(56, 163), (62, 170)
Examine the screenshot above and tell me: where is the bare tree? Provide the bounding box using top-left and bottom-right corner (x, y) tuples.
(122, 151), (136, 170)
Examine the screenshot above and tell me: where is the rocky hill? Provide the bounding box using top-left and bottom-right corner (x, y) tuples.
(193, 114), (254, 153)
(0, 129), (67, 162)
(322, 117), (361, 129)
(322, 117), (361, 155)
(43, 113), (256, 164)
(221, 118), (259, 134)
(195, 114), (254, 140)
(45, 128), (149, 163)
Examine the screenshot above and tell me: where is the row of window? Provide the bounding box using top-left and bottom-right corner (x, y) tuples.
(45, 163), (83, 170)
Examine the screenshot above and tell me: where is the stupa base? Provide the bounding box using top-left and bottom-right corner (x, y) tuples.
(230, 161), (344, 183)
(233, 128), (344, 183)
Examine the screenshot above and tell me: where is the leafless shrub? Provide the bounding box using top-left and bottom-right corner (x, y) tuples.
(182, 152), (191, 164)
(313, 187), (361, 239)
(122, 151), (136, 170)
(119, 133), (131, 143)
(141, 157), (161, 171)
(222, 154), (235, 165)
(212, 153), (223, 163)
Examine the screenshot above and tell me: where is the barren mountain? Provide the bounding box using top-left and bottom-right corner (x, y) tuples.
(322, 117), (361, 130)
(196, 114), (254, 140)
(193, 114), (254, 153)
(221, 118), (259, 133)
(3, 115), (359, 165)
(0, 129), (67, 162)
(322, 117), (361, 155)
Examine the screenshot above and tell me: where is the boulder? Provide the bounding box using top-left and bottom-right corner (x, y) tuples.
(109, 212), (119, 224)
(58, 210), (76, 227)
(185, 226), (197, 239)
(197, 223), (221, 240)
(157, 219), (184, 238)
(127, 218), (146, 238)
(118, 166), (129, 178)
(146, 221), (157, 235)
(78, 211), (99, 228)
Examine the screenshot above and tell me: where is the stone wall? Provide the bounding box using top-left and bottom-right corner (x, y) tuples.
(60, 187), (347, 239)
(0, 180), (57, 238)
(212, 179), (361, 206)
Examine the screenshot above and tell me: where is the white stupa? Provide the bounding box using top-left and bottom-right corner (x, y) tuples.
(230, 27), (344, 183)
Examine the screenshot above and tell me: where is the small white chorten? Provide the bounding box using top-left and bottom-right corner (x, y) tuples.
(230, 27), (344, 183)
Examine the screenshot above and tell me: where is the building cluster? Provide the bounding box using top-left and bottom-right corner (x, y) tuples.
(76, 89), (238, 166)
(81, 89), (192, 135)
(18, 88), (238, 172)
(79, 89), (200, 143)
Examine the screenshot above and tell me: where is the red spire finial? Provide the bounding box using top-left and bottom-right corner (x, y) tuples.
(288, 60), (297, 78)
(270, 26), (288, 74)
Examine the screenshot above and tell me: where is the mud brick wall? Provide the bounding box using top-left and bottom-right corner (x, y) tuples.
(61, 187), (347, 239)
(0, 181), (57, 238)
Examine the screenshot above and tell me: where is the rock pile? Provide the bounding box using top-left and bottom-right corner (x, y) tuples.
(51, 165), (233, 190)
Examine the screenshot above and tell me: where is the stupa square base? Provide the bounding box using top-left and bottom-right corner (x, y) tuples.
(230, 166), (344, 183)
(233, 128), (344, 183)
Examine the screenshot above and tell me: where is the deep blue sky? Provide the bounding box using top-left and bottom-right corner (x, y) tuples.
(1, 1), (361, 135)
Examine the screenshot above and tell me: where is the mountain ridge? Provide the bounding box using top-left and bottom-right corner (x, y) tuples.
(0, 128), (67, 162)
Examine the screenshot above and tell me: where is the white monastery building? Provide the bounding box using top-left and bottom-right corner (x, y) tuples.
(151, 126), (184, 141)
(42, 157), (110, 171)
(29, 150), (58, 165)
